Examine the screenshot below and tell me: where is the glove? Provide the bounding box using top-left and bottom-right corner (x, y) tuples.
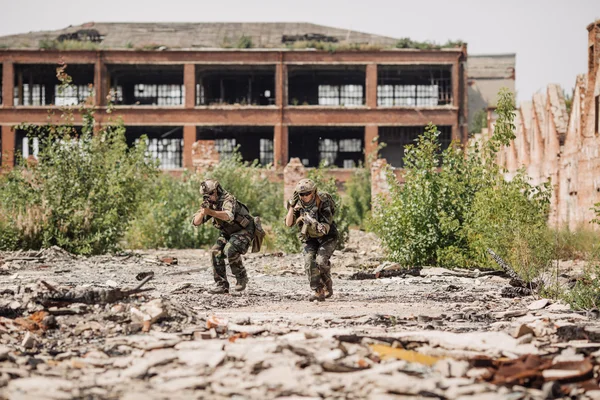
(287, 191), (300, 209)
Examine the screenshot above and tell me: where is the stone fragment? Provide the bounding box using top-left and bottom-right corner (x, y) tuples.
(159, 376), (208, 391)
(435, 359), (470, 378)
(0, 345), (10, 361)
(527, 299), (549, 310)
(7, 377), (74, 399)
(178, 350), (225, 368)
(120, 349), (178, 379)
(512, 324), (535, 338)
(206, 315), (228, 334)
(21, 332), (37, 349)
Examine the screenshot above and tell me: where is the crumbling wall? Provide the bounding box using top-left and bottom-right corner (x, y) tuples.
(191, 140), (219, 173)
(501, 20), (600, 231)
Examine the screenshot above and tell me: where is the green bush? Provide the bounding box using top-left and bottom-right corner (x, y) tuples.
(124, 174), (216, 249)
(371, 88), (552, 277)
(0, 65), (157, 254)
(561, 265), (600, 311)
(464, 175), (552, 281)
(125, 152), (283, 249)
(344, 167), (371, 229)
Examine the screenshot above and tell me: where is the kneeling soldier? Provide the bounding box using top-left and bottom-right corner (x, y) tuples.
(285, 179), (338, 301)
(192, 179), (254, 294)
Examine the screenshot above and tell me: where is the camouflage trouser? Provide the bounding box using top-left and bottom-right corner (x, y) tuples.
(302, 235), (337, 291)
(211, 225), (254, 289)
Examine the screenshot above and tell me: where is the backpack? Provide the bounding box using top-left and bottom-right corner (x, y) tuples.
(315, 192), (336, 217)
(251, 216), (266, 253)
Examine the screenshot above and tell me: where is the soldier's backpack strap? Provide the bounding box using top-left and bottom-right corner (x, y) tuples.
(316, 192), (336, 216)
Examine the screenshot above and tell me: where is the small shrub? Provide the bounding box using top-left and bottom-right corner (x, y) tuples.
(236, 35), (254, 49)
(469, 109), (487, 135)
(126, 151), (283, 249)
(0, 63), (158, 255)
(371, 88), (552, 278)
(124, 174), (216, 249)
(552, 229), (600, 260)
(561, 265), (600, 311)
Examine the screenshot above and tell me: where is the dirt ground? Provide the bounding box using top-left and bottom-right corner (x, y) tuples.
(1, 230), (598, 399)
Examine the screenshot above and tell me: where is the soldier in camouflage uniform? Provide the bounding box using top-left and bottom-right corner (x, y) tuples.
(285, 179), (338, 301)
(192, 179), (255, 294)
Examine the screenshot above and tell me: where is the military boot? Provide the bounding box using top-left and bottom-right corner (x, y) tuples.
(208, 284), (229, 294)
(234, 276), (248, 292)
(309, 287), (325, 302)
(324, 278), (333, 299)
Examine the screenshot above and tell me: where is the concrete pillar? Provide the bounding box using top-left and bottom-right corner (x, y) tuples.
(274, 124), (288, 168)
(183, 125), (196, 169)
(452, 60), (460, 108)
(366, 64), (377, 108)
(1, 125), (15, 168)
(94, 55), (107, 106)
(283, 157), (307, 207)
(184, 64), (195, 108)
(364, 125), (378, 163)
(370, 158), (390, 207)
(2, 61), (14, 107)
(275, 62), (287, 107)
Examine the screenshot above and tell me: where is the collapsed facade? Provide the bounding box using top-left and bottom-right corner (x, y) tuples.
(497, 21), (600, 230)
(0, 22), (473, 176)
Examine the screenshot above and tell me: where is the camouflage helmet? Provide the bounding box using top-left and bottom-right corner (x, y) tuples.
(295, 178), (317, 194)
(200, 179), (222, 196)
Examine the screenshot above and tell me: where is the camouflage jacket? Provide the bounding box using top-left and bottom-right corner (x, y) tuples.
(291, 191), (337, 241)
(192, 192), (253, 235)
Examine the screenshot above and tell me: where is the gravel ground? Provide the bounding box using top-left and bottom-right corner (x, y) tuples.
(1, 230), (598, 399)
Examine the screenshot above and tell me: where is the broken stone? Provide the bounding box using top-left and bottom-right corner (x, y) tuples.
(0, 345), (10, 361)
(435, 359), (470, 378)
(21, 332), (37, 349)
(527, 299), (550, 310)
(513, 324), (535, 338)
(178, 350), (225, 368)
(206, 315), (228, 334)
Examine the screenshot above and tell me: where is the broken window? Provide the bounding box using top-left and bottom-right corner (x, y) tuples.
(379, 126), (452, 168)
(107, 65), (184, 106)
(195, 66), (275, 106)
(125, 126), (184, 169)
(55, 84), (92, 106)
(289, 127), (364, 167)
(288, 66), (365, 106)
(377, 65), (452, 106)
(196, 126), (274, 165)
(12, 64), (94, 106)
(318, 84), (363, 106)
(14, 126), (82, 164)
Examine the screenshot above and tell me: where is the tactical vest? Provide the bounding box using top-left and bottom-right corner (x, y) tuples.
(211, 195), (253, 235)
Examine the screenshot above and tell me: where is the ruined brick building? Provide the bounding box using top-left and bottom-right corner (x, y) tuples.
(0, 22), (512, 177)
(493, 21), (600, 230)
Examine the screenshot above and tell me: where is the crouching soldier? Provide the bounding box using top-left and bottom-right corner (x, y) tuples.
(285, 179), (338, 301)
(192, 179), (255, 294)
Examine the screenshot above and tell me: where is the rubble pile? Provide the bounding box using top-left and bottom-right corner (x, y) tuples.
(0, 231), (598, 399)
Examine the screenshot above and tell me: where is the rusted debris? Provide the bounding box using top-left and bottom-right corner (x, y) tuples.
(349, 268), (421, 280)
(159, 256), (178, 265)
(35, 275), (154, 306)
(135, 271), (155, 281)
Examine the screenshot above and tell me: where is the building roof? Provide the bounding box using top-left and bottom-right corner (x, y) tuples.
(0, 22), (407, 50)
(467, 54), (516, 80)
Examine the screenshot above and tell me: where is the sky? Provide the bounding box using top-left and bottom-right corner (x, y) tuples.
(0, 0), (598, 102)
